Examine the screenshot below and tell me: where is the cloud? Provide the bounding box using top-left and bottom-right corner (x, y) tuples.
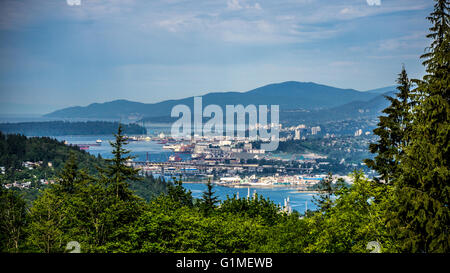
(366, 0), (381, 6)
(0, 0), (430, 46)
(378, 32), (427, 51)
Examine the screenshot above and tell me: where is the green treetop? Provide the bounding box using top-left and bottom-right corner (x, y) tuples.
(388, 0), (449, 253)
(365, 66), (413, 184)
(102, 124), (141, 201)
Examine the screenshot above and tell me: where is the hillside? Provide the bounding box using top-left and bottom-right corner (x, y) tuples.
(44, 81), (381, 119)
(365, 86), (396, 94)
(0, 132), (103, 173)
(0, 121), (146, 136)
(143, 91), (395, 125)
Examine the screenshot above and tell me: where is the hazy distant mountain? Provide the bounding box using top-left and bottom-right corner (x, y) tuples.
(317, 90), (395, 119)
(44, 81), (381, 119)
(365, 86), (396, 94)
(279, 91), (394, 124)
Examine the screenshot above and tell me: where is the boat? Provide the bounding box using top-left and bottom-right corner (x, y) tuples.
(163, 144), (176, 150)
(96, 139), (102, 144)
(169, 155), (182, 162)
(77, 145), (90, 150)
(126, 136), (138, 141)
(174, 144), (193, 153)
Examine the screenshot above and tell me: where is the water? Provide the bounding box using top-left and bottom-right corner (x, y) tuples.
(53, 135), (190, 162)
(53, 134), (318, 213)
(183, 183), (317, 213)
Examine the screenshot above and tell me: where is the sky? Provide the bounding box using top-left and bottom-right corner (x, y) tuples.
(0, 0), (434, 114)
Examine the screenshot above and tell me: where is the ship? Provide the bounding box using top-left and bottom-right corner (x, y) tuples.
(77, 145), (90, 150)
(169, 154), (182, 162)
(191, 153), (203, 159)
(174, 144), (193, 153)
(163, 144), (176, 150)
(125, 136), (138, 141)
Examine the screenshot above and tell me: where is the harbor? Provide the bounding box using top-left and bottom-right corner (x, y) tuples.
(55, 133), (328, 213)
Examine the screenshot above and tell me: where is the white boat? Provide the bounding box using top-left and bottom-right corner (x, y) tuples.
(163, 144), (176, 150)
(96, 139), (102, 144)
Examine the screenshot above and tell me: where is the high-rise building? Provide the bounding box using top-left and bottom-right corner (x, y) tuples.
(311, 126), (321, 135)
(294, 129), (301, 140)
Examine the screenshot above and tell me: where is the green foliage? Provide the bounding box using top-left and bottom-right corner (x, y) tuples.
(114, 203), (264, 253)
(385, 0), (449, 253)
(306, 171), (397, 253)
(365, 66), (413, 184)
(100, 124), (142, 201)
(199, 179), (219, 216)
(219, 193), (282, 226)
(364, 0), (449, 253)
(0, 188), (28, 252)
(166, 177), (194, 208)
(128, 174), (167, 202)
(312, 172), (334, 213)
(58, 152), (79, 194)
(0, 121), (146, 136)
(22, 125), (147, 253)
(0, 131), (104, 176)
(26, 187), (71, 253)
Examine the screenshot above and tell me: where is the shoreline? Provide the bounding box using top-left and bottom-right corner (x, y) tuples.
(182, 181), (319, 193)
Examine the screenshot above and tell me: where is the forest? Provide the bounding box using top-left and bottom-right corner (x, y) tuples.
(0, 121), (146, 136)
(0, 0), (448, 253)
(0, 131), (103, 173)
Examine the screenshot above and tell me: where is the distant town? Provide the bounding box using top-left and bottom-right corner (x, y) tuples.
(108, 122), (372, 188)
(2, 121), (374, 191)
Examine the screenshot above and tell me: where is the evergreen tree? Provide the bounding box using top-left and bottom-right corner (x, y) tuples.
(102, 124), (141, 201)
(0, 188), (28, 252)
(389, 0), (450, 253)
(365, 66), (412, 184)
(200, 179), (219, 215)
(167, 176), (193, 208)
(313, 172), (335, 213)
(219, 193), (281, 226)
(58, 151), (78, 194)
(26, 188), (68, 253)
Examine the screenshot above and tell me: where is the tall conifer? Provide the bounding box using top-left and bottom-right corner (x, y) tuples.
(365, 67), (412, 184)
(389, 0), (449, 252)
(102, 124), (141, 201)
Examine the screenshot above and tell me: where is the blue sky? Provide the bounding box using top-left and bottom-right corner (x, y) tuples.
(0, 0), (433, 114)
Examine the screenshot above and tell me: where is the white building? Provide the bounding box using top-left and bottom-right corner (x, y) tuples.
(311, 126), (321, 135)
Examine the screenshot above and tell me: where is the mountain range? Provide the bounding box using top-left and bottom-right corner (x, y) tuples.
(44, 81), (396, 124)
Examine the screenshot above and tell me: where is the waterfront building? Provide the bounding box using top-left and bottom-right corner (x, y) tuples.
(311, 126), (321, 135)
